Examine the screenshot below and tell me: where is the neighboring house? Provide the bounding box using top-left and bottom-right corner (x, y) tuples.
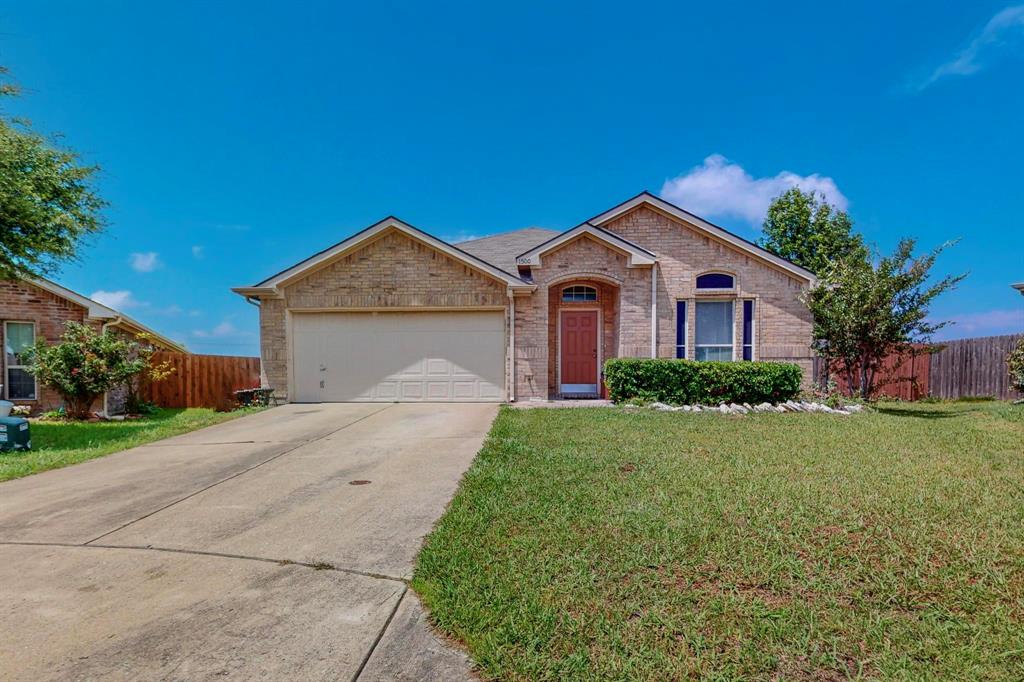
(233, 192), (816, 403)
(1014, 282), (1024, 296)
(0, 277), (187, 414)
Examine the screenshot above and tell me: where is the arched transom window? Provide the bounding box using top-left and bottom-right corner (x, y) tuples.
(562, 285), (597, 302)
(696, 272), (735, 289)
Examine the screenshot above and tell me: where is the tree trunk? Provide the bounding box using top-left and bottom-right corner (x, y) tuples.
(63, 393), (99, 420)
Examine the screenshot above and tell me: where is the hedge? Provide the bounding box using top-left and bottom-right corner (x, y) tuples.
(603, 358), (803, 405)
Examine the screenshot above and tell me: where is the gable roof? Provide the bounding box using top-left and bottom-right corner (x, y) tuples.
(456, 228), (559, 273)
(234, 217), (535, 296)
(515, 222), (658, 268)
(26, 277), (188, 353)
(587, 191), (817, 282)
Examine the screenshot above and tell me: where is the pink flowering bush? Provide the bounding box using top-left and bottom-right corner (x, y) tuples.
(26, 322), (158, 419)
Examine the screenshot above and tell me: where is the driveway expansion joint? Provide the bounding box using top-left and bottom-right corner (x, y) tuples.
(351, 584), (410, 682)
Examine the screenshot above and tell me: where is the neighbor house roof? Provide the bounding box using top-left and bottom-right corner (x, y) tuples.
(456, 228), (560, 273)
(234, 217), (536, 296)
(1013, 282), (1024, 295)
(587, 191), (817, 283)
(27, 277), (188, 353)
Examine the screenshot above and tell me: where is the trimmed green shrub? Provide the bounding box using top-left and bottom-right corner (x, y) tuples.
(603, 358), (803, 405)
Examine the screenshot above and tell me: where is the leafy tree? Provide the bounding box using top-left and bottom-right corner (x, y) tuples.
(760, 187), (866, 274)
(1008, 337), (1024, 399)
(26, 323), (172, 419)
(804, 239), (964, 399)
(0, 67), (106, 280)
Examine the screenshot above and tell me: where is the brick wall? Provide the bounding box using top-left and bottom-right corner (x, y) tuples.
(603, 206), (814, 378)
(0, 280), (91, 412)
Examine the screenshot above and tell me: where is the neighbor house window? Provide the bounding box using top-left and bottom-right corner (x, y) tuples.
(4, 322), (36, 400)
(696, 273), (735, 289)
(675, 301), (687, 359)
(742, 300), (754, 361)
(695, 301), (733, 361)
(562, 285), (597, 302)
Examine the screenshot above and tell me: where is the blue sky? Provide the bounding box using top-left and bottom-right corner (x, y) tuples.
(2, 1), (1022, 355)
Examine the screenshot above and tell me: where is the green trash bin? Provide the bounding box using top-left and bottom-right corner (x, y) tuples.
(0, 417), (31, 452)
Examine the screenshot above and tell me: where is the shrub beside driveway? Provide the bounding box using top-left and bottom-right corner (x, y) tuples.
(0, 408), (260, 482)
(414, 401), (1024, 680)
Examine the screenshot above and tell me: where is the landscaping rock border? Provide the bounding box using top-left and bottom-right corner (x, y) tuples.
(629, 401), (866, 416)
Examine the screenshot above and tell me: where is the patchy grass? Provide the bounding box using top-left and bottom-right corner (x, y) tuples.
(0, 408), (260, 482)
(414, 402), (1024, 680)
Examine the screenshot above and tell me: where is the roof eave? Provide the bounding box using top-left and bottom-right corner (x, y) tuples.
(231, 286), (282, 298)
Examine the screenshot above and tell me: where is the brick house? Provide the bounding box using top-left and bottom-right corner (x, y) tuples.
(1, 277), (187, 414)
(234, 192), (816, 403)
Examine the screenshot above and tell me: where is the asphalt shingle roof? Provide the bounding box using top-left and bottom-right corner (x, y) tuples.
(456, 227), (560, 274)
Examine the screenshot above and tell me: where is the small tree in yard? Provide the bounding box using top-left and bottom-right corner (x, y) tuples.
(804, 239), (965, 400)
(26, 323), (171, 419)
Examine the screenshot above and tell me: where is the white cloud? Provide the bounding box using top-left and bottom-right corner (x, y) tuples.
(90, 289), (142, 310)
(917, 5), (1024, 90)
(156, 304), (183, 316)
(191, 245), (204, 258)
(934, 308), (1024, 340)
(444, 231), (481, 243)
(129, 251), (161, 273)
(659, 154), (848, 225)
(192, 320), (253, 339)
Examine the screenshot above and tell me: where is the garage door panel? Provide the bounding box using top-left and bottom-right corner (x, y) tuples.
(292, 311), (504, 402)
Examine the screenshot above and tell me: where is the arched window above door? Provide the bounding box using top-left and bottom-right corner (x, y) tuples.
(562, 285), (598, 302)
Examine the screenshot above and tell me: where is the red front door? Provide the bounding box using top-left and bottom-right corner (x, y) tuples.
(561, 310), (598, 391)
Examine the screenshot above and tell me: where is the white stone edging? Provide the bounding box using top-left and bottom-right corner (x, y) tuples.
(626, 400), (866, 416)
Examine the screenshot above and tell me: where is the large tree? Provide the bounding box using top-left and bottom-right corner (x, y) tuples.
(0, 67), (106, 280)
(804, 239), (964, 399)
(759, 187), (866, 274)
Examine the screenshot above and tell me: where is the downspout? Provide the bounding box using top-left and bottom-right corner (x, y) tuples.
(508, 290), (516, 402)
(650, 264), (658, 358)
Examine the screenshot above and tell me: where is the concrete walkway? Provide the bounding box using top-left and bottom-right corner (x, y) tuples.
(0, 403), (495, 681)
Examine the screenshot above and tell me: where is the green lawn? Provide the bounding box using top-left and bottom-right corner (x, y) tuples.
(414, 402), (1024, 681)
(0, 408), (258, 482)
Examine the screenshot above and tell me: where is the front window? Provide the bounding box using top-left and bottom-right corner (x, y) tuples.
(742, 300), (754, 361)
(562, 285), (597, 302)
(675, 301), (687, 359)
(695, 301), (733, 361)
(4, 322), (36, 399)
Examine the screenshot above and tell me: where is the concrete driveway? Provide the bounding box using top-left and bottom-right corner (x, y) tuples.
(0, 403), (496, 681)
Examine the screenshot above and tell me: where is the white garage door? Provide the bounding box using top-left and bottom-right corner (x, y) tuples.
(292, 311), (505, 402)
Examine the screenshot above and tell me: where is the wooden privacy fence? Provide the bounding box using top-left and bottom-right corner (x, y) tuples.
(814, 345), (932, 401)
(813, 334), (1022, 401)
(930, 334), (1022, 401)
(141, 352), (262, 408)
